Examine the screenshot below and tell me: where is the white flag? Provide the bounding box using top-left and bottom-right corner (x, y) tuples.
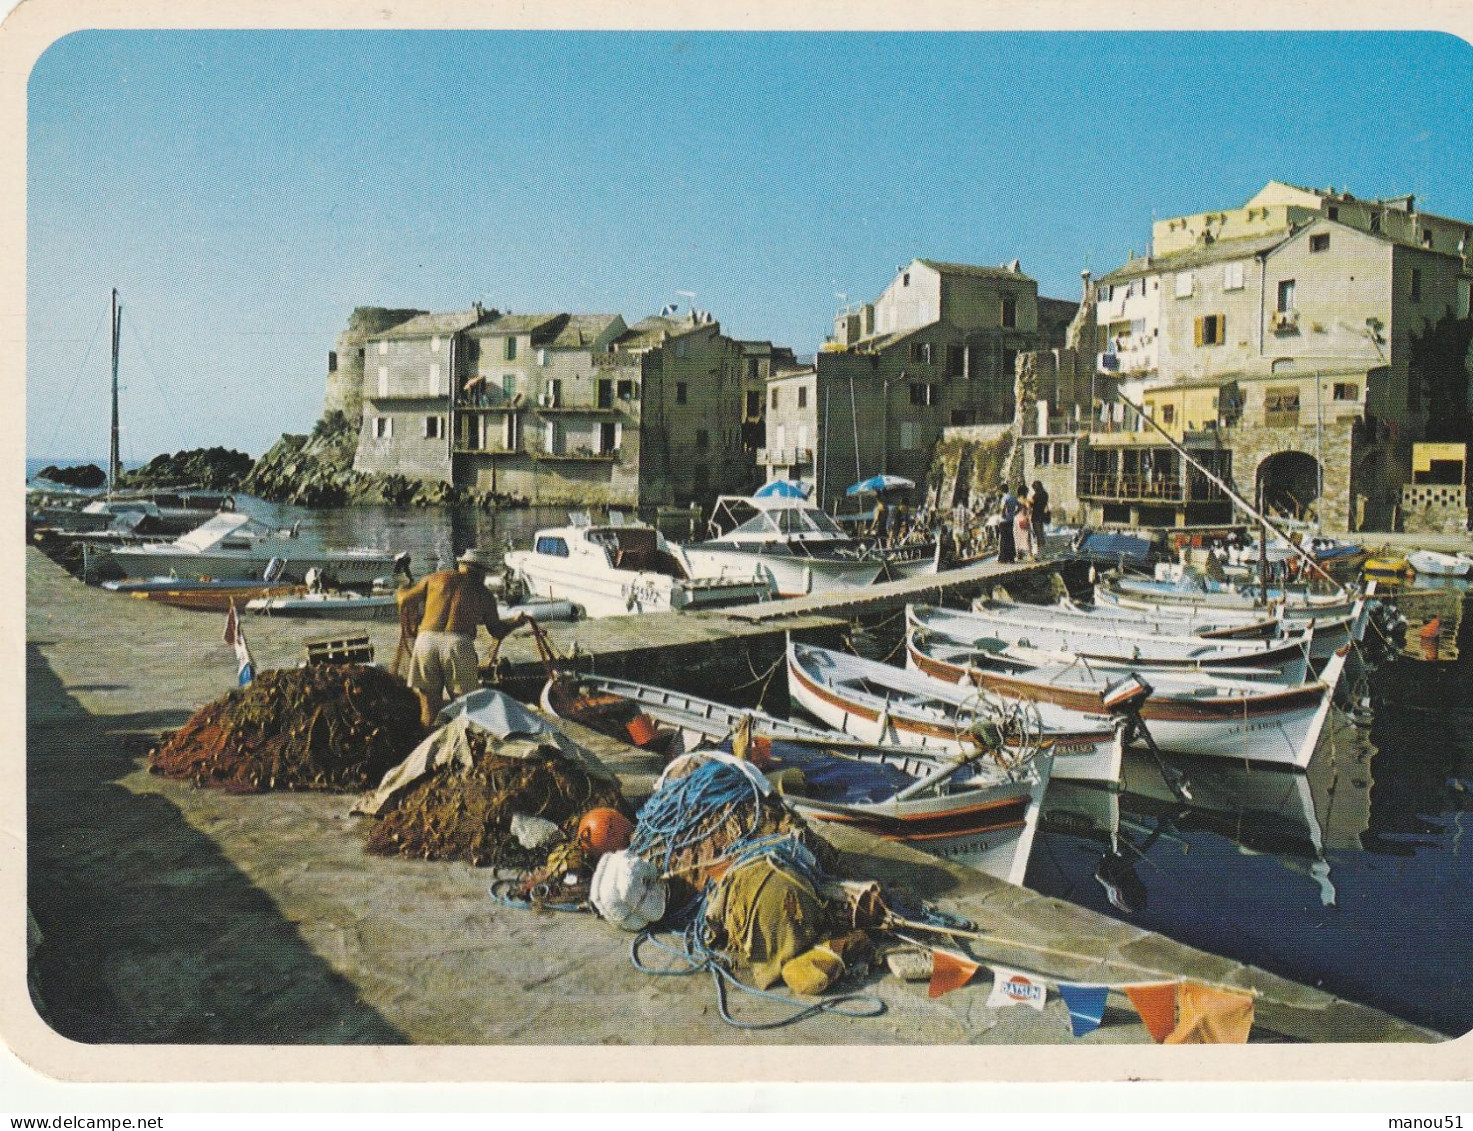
(985, 965), (1048, 1011)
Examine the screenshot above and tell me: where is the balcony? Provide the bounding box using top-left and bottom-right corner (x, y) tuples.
(1270, 309), (1300, 333)
(453, 446), (525, 457)
(457, 391), (523, 412)
(757, 447), (814, 466)
(1079, 471), (1228, 504)
(534, 449), (619, 462)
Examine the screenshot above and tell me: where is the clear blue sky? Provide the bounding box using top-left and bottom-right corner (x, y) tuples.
(26, 30), (1473, 460)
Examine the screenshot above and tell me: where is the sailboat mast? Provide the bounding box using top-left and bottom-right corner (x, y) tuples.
(109, 288), (121, 491)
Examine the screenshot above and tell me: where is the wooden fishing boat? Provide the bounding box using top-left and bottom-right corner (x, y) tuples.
(1364, 555), (1412, 577)
(903, 627), (1349, 770)
(919, 602), (1313, 677)
(783, 639), (1127, 785)
(541, 672), (1050, 886)
(128, 581), (305, 612)
(1038, 595), (1284, 640)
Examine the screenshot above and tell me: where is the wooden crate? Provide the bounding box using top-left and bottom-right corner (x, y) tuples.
(304, 635), (374, 666)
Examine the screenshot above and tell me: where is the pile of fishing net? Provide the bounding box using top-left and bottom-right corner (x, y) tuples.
(357, 690), (628, 868)
(149, 664), (424, 793)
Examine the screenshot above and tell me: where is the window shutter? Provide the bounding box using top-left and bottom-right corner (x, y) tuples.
(1194, 318), (1204, 347)
(1217, 315), (1225, 344)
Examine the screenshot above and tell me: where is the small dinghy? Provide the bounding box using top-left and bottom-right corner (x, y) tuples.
(541, 670), (1050, 885)
(1407, 549), (1473, 578)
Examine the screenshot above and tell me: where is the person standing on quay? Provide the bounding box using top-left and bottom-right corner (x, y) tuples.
(1012, 484), (1034, 561)
(396, 547), (531, 727)
(998, 485), (1020, 564)
(1028, 480), (1051, 559)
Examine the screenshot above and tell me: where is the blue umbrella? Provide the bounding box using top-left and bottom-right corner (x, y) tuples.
(845, 474), (915, 497)
(754, 479), (810, 499)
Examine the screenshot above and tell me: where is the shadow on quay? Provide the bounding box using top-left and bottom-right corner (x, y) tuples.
(25, 642), (406, 1045)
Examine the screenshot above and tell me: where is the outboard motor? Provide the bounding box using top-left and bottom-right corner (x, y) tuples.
(1102, 672), (1192, 802)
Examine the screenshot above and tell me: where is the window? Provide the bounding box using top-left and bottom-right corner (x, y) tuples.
(424, 415), (444, 440)
(747, 358), (760, 380)
(1053, 442), (1072, 466)
(543, 420), (561, 455)
(909, 383), (936, 406)
(544, 378), (562, 407)
(1223, 262), (1245, 291)
(1265, 388), (1301, 427)
(746, 390), (761, 417)
(945, 345), (964, 377)
(677, 382), (688, 405)
(1423, 229), (1435, 248)
(902, 272), (910, 287)
(910, 342), (933, 364)
(327, 351), (338, 373)
(596, 379), (613, 409)
(378, 340), (388, 356)
(535, 536), (570, 558)
(899, 421), (920, 450)
(1098, 284), (1113, 303)
(1194, 315), (1226, 346)
(1175, 272), (1194, 298)
(378, 366), (389, 396)
(431, 335), (441, 353)
(1003, 348), (1018, 376)
(695, 429), (709, 450)
(1332, 382), (1359, 402)
(797, 386), (808, 409)
(1001, 295), (1017, 329)
(1033, 442), (1051, 466)
(1410, 268), (1423, 302)
(769, 387), (778, 410)
(1310, 233), (1330, 253)
(1277, 279), (1296, 313)
(599, 422), (620, 454)
(1327, 207), (1339, 222)
(502, 374), (516, 398)
(538, 348), (550, 367)
(1160, 404), (1176, 425)
(503, 413), (521, 450)
(505, 336), (517, 360)
(675, 338), (688, 359)
(617, 379), (636, 400)
(374, 416), (393, 439)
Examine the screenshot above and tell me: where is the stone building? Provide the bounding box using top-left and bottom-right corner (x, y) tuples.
(1018, 182), (1473, 531)
(769, 258), (1073, 510)
(323, 307), (426, 422)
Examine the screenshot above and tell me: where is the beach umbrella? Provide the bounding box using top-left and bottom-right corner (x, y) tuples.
(754, 479), (811, 499)
(845, 474), (915, 497)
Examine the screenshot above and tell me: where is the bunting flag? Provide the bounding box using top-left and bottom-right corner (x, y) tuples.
(1125, 982), (1179, 1043)
(927, 947), (981, 998)
(984, 965), (1048, 1011)
(1058, 983), (1110, 1038)
(1163, 982), (1255, 1044)
(224, 601), (255, 686)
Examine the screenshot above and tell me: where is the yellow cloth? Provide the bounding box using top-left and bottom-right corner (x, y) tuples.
(1164, 982), (1255, 1044)
(782, 945), (844, 996)
(706, 857), (824, 989)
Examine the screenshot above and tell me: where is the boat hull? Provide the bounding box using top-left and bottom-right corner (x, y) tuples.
(682, 545), (884, 597)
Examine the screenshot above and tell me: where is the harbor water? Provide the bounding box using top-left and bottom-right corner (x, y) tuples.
(27, 470), (1473, 1036)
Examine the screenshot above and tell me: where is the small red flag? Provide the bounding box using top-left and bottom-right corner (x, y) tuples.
(927, 948), (981, 998)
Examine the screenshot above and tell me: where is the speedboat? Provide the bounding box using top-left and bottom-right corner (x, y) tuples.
(101, 512), (408, 587)
(904, 626), (1349, 770)
(784, 638), (1126, 785)
(543, 669), (1052, 886)
(679, 495), (887, 597)
(503, 517), (771, 618)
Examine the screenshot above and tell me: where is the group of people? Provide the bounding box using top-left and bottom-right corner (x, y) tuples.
(997, 481), (1051, 564)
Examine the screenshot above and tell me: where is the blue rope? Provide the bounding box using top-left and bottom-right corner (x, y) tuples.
(630, 759), (766, 876)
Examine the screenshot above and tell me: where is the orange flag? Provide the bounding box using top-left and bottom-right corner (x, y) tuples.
(1164, 982), (1255, 1044)
(1125, 982), (1178, 1043)
(928, 948), (981, 998)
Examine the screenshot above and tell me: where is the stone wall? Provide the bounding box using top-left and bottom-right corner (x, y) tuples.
(324, 308), (425, 422)
(1401, 484), (1470, 535)
(1220, 421), (1355, 530)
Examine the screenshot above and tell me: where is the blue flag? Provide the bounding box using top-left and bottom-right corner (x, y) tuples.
(1058, 983), (1109, 1038)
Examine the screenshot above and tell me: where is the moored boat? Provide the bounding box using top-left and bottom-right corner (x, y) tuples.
(784, 638), (1127, 785)
(543, 670), (1051, 886)
(504, 517), (771, 618)
(904, 627), (1349, 770)
(1407, 549), (1473, 578)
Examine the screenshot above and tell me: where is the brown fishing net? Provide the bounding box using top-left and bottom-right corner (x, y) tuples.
(149, 665), (424, 793)
(365, 731), (627, 867)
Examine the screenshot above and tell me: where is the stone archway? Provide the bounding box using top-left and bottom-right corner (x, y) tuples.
(1256, 450), (1322, 523)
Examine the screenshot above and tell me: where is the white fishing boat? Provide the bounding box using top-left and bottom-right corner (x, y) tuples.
(1407, 549), (1473, 578)
(921, 602), (1313, 677)
(784, 639), (1127, 785)
(904, 626), (1349, 770)
(504, 517), (771, 618)
(102, 512), (409, 587)
(680, 496), (887, 597)
(541, 670), (1051, 885)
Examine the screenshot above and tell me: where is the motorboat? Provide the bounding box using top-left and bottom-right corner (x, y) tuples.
(1407, 549), (1473, 578)
(101, 512), (409, 587)
(542, 669), (1052, 886)
(913, 602), (1314, 679)
(784, 638), (1126, 785)
(904, 625), (1349, 770)
(680, 495), (886, 596)
(503, 517), (771, 618)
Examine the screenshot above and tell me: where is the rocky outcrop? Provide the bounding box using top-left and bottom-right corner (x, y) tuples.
(242, 411), (523, 510)
(118, 448), (253, 491)
(35, 463), (106, 489)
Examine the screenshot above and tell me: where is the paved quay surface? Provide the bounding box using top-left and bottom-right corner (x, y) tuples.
(24, 547), (1439, 1050)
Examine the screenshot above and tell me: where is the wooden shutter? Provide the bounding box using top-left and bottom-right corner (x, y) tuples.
(1193, 317), (1204, 346)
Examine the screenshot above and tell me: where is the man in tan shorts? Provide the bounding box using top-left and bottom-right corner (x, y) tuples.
(396, 547), (531, 726)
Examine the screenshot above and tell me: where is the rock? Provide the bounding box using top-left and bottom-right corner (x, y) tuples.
(116, 448), (253, 491)
(36, 463), (107, 489)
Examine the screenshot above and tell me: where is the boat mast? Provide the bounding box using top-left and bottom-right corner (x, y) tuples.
(109, 288), (121, 493)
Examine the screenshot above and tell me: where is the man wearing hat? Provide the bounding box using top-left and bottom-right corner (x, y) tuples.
(396, 547), (531, 726)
